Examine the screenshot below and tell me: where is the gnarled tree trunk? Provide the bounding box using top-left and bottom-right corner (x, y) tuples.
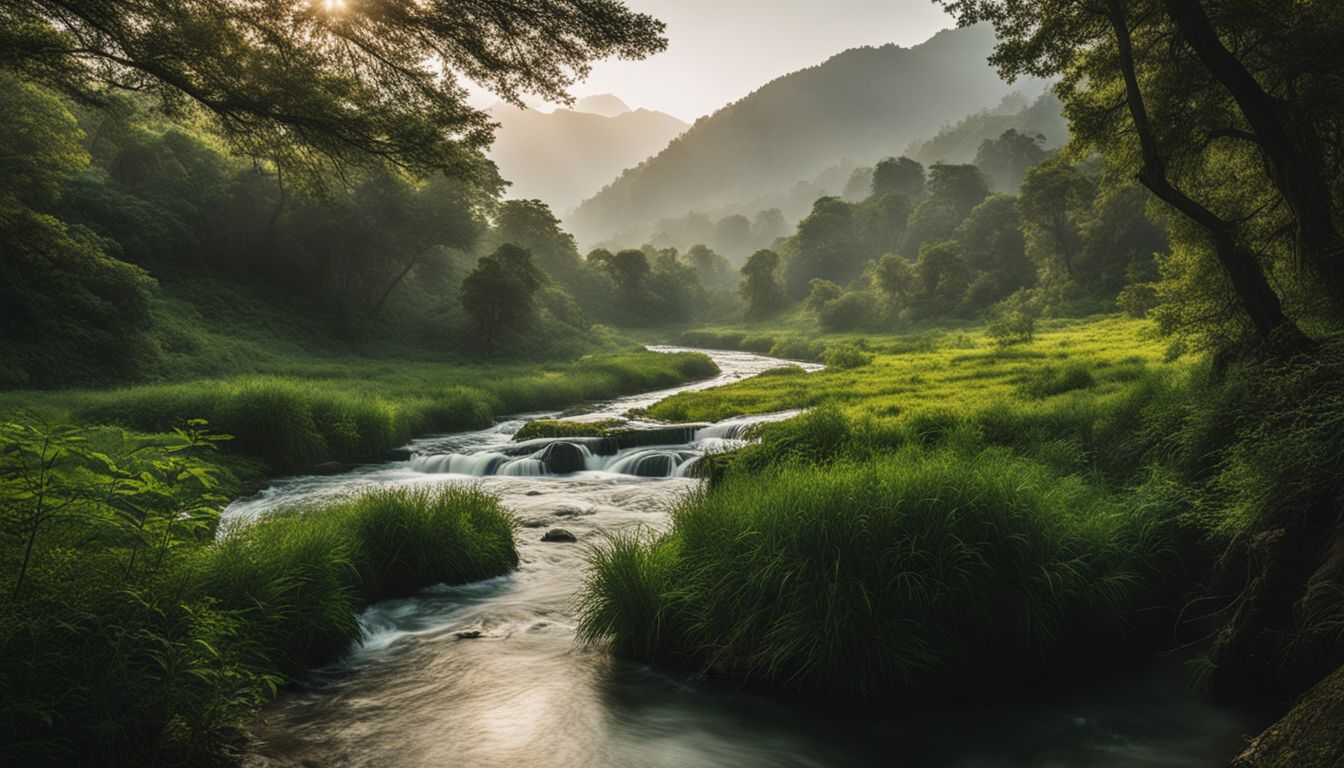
(1105, 0), (1300, 342)
(1162, 0), (1344, 304)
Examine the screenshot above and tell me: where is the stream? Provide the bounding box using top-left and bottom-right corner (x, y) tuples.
(232, 347), (1261, 768)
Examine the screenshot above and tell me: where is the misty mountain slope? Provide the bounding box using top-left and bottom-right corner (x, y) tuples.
(568, 24), (1042, 245)
(907, 90), (1067, 165)
(573, 94), (636, 117)
(487, 100), (688, 216)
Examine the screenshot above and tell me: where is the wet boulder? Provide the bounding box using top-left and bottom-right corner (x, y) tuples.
(1233, 663), (1344, 767)
(540, 442), (585, 474)
(542, 529), (578, 543)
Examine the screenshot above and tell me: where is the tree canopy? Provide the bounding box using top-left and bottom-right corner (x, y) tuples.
(938, 0), (1344, 344)
(1, 0), (667, 173)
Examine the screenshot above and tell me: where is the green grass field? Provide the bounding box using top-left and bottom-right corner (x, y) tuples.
(655, 315), (1174, 422)
(581, 313), (1344, 703)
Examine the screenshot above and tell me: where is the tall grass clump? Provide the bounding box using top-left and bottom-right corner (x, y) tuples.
(1019, 362), (1097, 398)
(580, 448), (1165, 701)
(205, 485), (517, 672)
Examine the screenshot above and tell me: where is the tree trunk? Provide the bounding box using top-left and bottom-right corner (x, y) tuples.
(1162, 0), (1344, 303)
(1104, 0), (1299, 342)
(368, 253), (420, 318)
(260, 162), (288, 257)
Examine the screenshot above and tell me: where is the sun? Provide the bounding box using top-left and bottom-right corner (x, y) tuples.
(322, 0), (346, 12)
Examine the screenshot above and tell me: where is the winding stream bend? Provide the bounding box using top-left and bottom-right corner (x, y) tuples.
(233, 348), (1259, 768)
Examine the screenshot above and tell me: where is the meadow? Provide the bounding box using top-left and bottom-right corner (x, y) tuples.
(582, 314), (1344, 707)
(657, 315), (1171, 422)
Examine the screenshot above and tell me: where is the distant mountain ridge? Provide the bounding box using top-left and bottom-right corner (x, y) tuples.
(906, 90), (1068, 166)
(573, 94), (633, 117)
(486, 98), (688, 217)
(568, 24), (1047, 246)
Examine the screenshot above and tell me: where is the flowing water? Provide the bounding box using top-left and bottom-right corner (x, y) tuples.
(233, 347), (1261, 768)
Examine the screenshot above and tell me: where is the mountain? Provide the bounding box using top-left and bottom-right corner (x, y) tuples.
(573, 94), (633, 117)
(486, 101), (687, 216)
(906, 90), (1068, 165)
(568, 24), (1046, 246)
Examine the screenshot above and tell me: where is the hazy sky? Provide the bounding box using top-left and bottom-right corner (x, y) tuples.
(470, 1), (957, 122)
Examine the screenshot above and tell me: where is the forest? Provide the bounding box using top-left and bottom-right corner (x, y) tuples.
(2, 0), (1343, 766)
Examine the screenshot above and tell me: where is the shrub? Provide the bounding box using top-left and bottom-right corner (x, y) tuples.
(768, 335), (826, 361)
(823, 343), (873, 369)
(1116, 282), (1159, 318)
(986, 289), (1041, 346)
(817, 291), (879, 332)
(753, 365), (807, 378)
(579, 448), (1160, 700)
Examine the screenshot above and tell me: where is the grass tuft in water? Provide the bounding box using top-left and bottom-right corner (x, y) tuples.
(579, 447), (1166, 701)
(204, 485), (518, 673)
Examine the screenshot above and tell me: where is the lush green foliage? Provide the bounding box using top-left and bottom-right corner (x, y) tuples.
(580, 446), (1162, 699)
(206, 486), (517, 672)
(460, 244), (546, 355)
(2, 0), (664, 174)
(587, 314), (1344, 711)
(0, 417), (517, 765)
(4, 350), (717, 474)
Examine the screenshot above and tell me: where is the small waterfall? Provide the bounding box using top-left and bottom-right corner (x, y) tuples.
(406, 410), (809, 480)
(601, 449), (697, 477)
(499, 458), (546, 477)
(411, 452), (511, 475)
(696, 437), (746, 455)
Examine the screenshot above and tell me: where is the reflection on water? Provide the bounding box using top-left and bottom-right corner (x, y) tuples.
(234, 348), (1260, 768)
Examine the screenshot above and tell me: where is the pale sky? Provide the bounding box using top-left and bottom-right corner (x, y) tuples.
(469, 0), (957, 123)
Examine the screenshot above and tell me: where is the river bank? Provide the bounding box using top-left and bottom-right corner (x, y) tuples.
(231, 344), (1265, 768)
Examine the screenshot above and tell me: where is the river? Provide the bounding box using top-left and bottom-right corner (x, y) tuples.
(231, 347), (1260, 768)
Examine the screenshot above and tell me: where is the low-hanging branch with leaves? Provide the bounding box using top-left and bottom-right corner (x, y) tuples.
(0, 0), (667, 174)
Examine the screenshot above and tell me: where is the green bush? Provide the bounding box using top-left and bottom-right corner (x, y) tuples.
(822, 343), (873, 369)
(986, 289), (1041, 346)
(753, 365), (807, 378)
(579, 448), (1162, 700)
(817, 291), (880, 332)
(206, 486), (517, 670)
(768, 335), (826, 361)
